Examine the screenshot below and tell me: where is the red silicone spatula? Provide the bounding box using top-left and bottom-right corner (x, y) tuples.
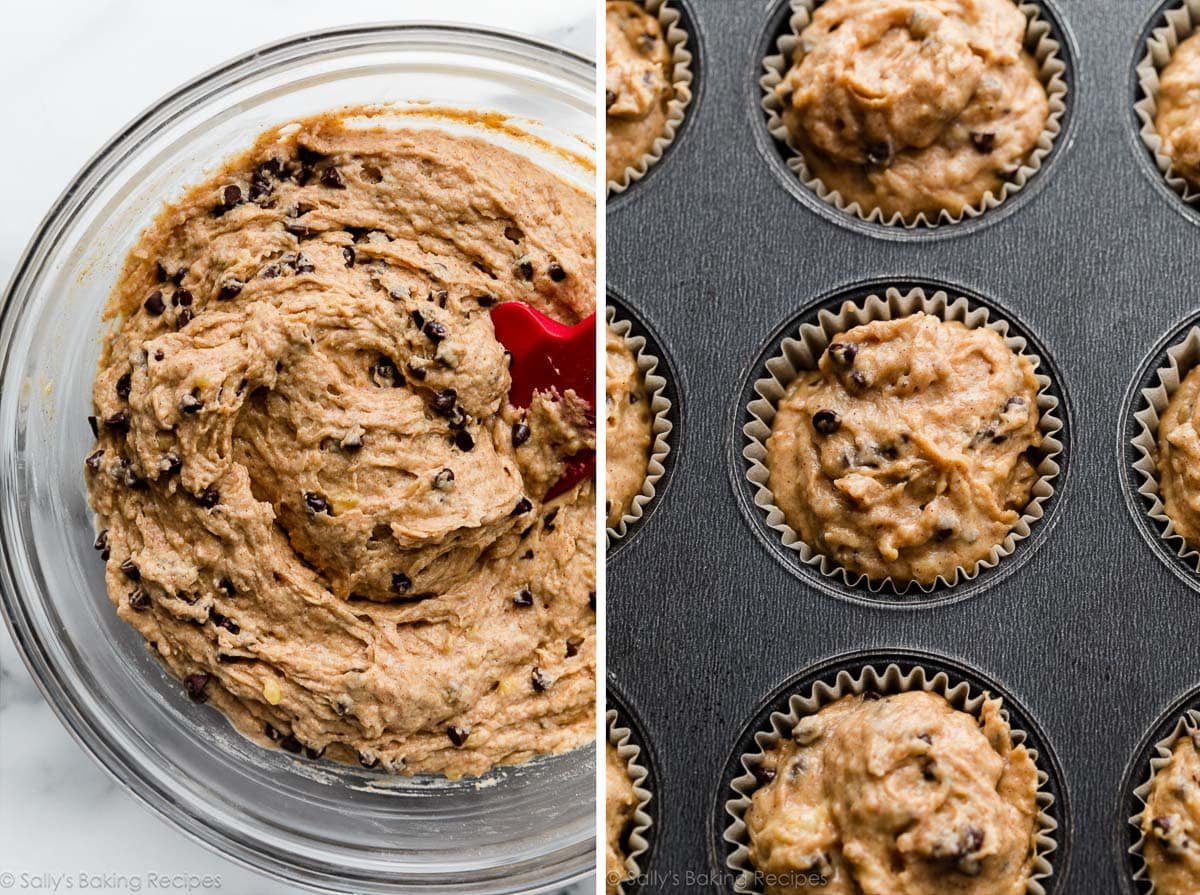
(490, 302), (596, 500)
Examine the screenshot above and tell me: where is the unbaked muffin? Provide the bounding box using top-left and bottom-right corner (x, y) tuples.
(1159, 364), (1200, 549)
(765, 313), (1041, 585)
(1141, 730), (1200, 895)
(745, 690), (1040, 895)
(606, 0), (675, 183)
(1156, 32), (1200, 191)
(607, 741), (639, 894)
(606, 324), (653, 528)
(773, 0), (1049, 220)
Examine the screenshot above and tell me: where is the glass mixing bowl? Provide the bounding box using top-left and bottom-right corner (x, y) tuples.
(0, 24), (596, 894)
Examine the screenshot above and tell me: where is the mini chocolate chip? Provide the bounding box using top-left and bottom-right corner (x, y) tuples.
(116, 372), (132, 400)
(212, 611), (240, 634)
(454, 430), (475, 451)
(88, 415), (100, 437)
(410, 309), (426, 331)
(514, 586), (534, 608)
(544, 508), (559, 532)
(512, 421), (531, 447)
(375, 356), (399, 382)
(753, 764), (777, 787)
(343, 246), (355, 267)
(321, 166), (345, 189)
(513, 496), (533, 515)
(866, 141), (893, 166)
(445, 406), (467, 430)
(358, 752), (380, 769)
(431, 388), (458, 414)
(936, 527), (954, 541)
(86, 449), (105, 471)
(588, 591), (596, 610)
(812, 410), (840, 435)
(154, 349), (165, 362)
(218, 279), (244, 300)
(249, 173), (271, 201)
(285, 222), (315, 239)
(128, 588), (151, 611)
(1153, 816), (1173, 837)
(304, 491), (331, 515)
(198, 487), (220, 509)
(606, 90), (616, 109)
(828, 342), (857, 367)
(294, 253), (314, 274)
(144, 291), (166, 316)
(433, 468), (455, 490)
(391, 572), (412, 595)
(122, 463), (146, 490)
(447, 725), (469, 747)
(161, 453), (183, 475)
(971, 132), (996, 153)
(94, 529), (109, 553)
(172, 267), (188, 286)
(217, 578), (236, 597)
(548, 262), (567, 282)
(223, 184), (242, 206)
(406, 363), (427, 381)
(515, 259), (534, 280)
(177, 308), (193, 329)
(850, 371), (868, 389)
(184, 672), (210, 703)
(477, 293), (496, 307)
(155, 261), (169, 283)
(862, 690), (882, 701)
(304, 745), (325, 760)
(566, 637), (582, 658)
(120, 558), (141, 581)
(279, 734), (303, 754)
(424, 321), (447, 342)
(175, 288), (193, 307)
(104, 411), (130, 433)
(180, 394), (203, 414)
(531, 667), (551, 692)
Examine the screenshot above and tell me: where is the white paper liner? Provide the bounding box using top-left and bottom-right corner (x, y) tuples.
(741, 286), (1064, 595)
(607, 0), (694, 194)
(1127, 709), (1200, 892)
(759, 1), (1069, 228)
(1136, 0), (1200, 204)
(607, 708), (654, 894)
(1130, 325), (1200, 571)
(722, 662), (1059, 895)
(606, 305), (673, 544)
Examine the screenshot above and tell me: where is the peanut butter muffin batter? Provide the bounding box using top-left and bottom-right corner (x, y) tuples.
(84, 109), (596, 777)
(773, 0), (1049, 220)
(765, 313), (1041, 585)
(1141, 730), (1200, 895)
(1158, 365), (1200, 549)
(1156, 32), (1200, 190)
(745, 691), (1040, 895)
(606, 0), (674, 183)
(605, 324), (653, 528)
(606, 741), (639, 894)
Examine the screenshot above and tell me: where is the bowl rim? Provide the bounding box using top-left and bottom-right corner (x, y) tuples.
(0, 21), (596, 895)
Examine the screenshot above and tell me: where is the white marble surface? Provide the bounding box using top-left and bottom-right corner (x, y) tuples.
(0, 3), (595, 894)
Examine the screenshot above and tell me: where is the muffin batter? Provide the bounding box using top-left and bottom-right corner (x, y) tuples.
(606, 741), (639, 894)
(765, 313), (1041, 585)
(1158, 365), (1200, 549)
(774, 0), (1049, 220)
(1142, 730), (1200, 895)
(1156, 32), (1200, 190)
(606, 0), (674, 183)
(605, 325), (653, 528)
(85, 110), (596, 777)
(745, 691), (1040, 895)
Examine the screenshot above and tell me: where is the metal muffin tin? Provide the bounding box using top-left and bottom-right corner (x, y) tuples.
(606, 0), (1200, 891)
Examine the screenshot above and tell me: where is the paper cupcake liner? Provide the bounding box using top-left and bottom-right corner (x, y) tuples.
(722, 662), (1060, 895)
(606, 305), (674, 545)
(1130, 325), (1200, 572)
(607, 0), (694, 195)
(607, 708), (655, 894)
(1127, 708), (1200, 892)
(759, 1), (1069, 228)
(741, 286), (1064, 595)
(1136, 0), (1200, 204)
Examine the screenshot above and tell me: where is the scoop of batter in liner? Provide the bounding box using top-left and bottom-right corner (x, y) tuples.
(85, 110), (596, 777)
(1156, 32), (1200, 190)
(1141, 730), (1200, 895)
(765, 313), (1041, 586)
(605, 324), (653, 528)
(606, 0), (674, 182)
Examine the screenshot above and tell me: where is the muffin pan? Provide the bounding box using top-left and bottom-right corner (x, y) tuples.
(606, 0), (1200, 891)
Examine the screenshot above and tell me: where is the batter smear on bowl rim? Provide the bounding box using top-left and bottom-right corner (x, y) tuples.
(83, 108), (596, 777)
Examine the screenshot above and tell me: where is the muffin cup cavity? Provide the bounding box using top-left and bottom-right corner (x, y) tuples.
(722, 660), (1061, 895)
(607, 0), (695, 195)
(607, 708), (655, 894)
(741, 286), (1065, 596)
(1126, 708), (1200, 893)
(1136, 0), (1200, 206)
(606, 304), (674, 548)
(1129, 325), (1200, 574)
(759, 0), (1069, 229)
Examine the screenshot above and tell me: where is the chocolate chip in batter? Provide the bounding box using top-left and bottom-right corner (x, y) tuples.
(423, 320), (447, 343)
(515, 258), (534, 280)
(116, 372), (132, 400)
(406, 362), (427, 382)
(304, 745), (325, 760)
(172, 267), (189, 286)
(514, 586), (534, 608)
(104, 411), (130, 434)
(216, 578), (236, 597)
(605, 90), (616, 109)
(812, 409), (841, 435)
(263, 722), (282, 742)
(752, 763), (777, 787)
(93, 529), (109, 556)
(828, 341), (857, 367)
(279, 734), (303, 754)
(285, 222), (316, 239)
(304, 491), (331, 515)
(174, 288), (193, 307)
(431, 388), (458, 415)
(88, 415), (100, 437)
(866, 140), (894, 167)
(160, 453), (183, 476)
(433, 468), (455, 490)
(321, 166), (345, 189)
(198, 487), (220, 509)
(447, 725), (469, 747)
(548, 262), (566, 282)
(476, 293), (496, 307)
(128, 588), (151, 611)
(155, 261), (169, 283)
(358, 752), (380, 769)
(184, 672), (210, 703)
(391, 572), (412, 595)
(544, 509), (558, 532)
(248, 172), (272, 202)
(180, 393), (203, 414)
(531, 667), (551, 692)
(120, 558), (141, 581)
(294, 253), (315, 274)
(565, 637), (582, 658)
(513, 496), (533, 515)
(454, 430), (475, 451)
(971, 132), (996, 154)
(210, 610), (240, 634)
(512, 421), (531, 447)
(144, 291), (166, 316)
(218, 279), (243, 301)
(588, 591), (596, 610)
(222, 184), (243, 207)
(342, 246), (355, 268)
(176, 308), (193, 329)
(86, 449), (105, 471)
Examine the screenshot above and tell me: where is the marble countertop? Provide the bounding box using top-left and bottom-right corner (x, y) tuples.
(0, 2), (594, 894)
